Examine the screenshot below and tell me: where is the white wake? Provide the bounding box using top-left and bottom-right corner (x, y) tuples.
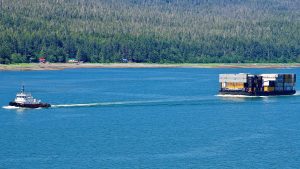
(2, 106), (20, 109)
(51, 98), (210, 108)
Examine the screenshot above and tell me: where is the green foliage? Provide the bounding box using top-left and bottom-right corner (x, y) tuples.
(11, 53), (27, 63)
(0, 0), (299, 63)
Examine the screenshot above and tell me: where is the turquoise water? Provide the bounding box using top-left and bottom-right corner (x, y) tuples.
(1, 68), (300, 168)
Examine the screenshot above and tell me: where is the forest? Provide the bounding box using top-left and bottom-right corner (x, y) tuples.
(0, 0), (299, 64)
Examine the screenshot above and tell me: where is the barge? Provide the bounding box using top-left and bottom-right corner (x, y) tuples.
(219, 73), (296, 96)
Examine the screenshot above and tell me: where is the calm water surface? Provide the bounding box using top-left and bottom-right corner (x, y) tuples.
(1, 68), (300, 168)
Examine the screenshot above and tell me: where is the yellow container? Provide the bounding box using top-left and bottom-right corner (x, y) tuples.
(226, 82), (245, 89)
(264, 86), (274, 92)
(235, 83), (244, 88)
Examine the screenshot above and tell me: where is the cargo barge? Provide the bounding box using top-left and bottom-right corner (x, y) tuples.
(219, 73), (296, 96)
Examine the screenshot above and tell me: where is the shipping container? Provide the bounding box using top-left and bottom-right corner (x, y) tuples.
(225, 82), (245, 89)
(284, 86), (294, 91)
(263, 81), (269, 86)
(260, 74), (278, 78)
(284, 83), (295, 87)
(275, 82), (284, 87)
(264, 86), (275, 92)
(275, 87), (284, 91)
(284, 74), (293, 79)
(219, 74), (247, 83)
(285, 79), (295, 83)
(276, 79), (284, 83)
(277, 74), (284, 78)
(269, 81), (275, 87)
(262, 77), (276, 80)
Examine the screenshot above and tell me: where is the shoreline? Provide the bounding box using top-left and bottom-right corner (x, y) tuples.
(1, 63), (300, 71)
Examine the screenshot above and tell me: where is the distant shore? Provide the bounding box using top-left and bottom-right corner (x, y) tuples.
(1, 63), (300, 71)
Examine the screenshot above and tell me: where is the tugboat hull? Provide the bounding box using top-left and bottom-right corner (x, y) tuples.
(9, 102), (51, 108)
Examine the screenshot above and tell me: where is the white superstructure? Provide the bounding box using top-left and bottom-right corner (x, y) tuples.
(14, 86), (41, 104)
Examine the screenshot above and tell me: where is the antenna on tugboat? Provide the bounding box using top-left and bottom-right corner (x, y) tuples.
(20, 82), (25, 93)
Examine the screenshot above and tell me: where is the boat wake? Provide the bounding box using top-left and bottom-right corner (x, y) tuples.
(294, 91), (300, 96)
(51, 98), (213, 108)
(51, 101), (145, 108)
(2, 106), (20, 109)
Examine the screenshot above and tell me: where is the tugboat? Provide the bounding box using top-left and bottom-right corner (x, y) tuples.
(9, 86), (51, 108)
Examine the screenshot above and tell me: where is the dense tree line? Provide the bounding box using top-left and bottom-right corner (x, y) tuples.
(0, 0), (299, 64)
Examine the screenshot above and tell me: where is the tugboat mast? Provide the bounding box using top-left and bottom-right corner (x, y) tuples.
(21, 85), (25, 93)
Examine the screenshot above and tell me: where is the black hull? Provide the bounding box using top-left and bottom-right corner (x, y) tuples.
(9, 102), (51, 108)
(219, 90), (296, 96)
